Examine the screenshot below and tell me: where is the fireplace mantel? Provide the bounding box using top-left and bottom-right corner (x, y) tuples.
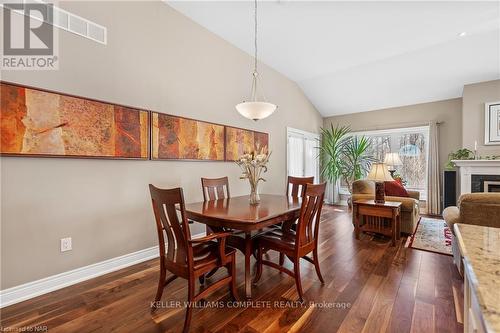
(452, 160), (500, 167)
(452, 160), (500, 194)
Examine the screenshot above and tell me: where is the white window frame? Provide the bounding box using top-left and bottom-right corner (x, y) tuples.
(286, 127), (320, 183)
(348, 125), (430, 200)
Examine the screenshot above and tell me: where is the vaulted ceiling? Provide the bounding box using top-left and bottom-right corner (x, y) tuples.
(167, 1), (500, 117)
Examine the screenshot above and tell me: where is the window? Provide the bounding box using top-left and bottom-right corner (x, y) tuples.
(287, 128), (320, 182)
(351, 126), (429, 200)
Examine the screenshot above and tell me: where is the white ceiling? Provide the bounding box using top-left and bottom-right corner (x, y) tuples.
(167, 1), (500, 117)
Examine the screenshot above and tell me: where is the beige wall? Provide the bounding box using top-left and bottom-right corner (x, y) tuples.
(0, 2), (322, 289)
(323, 98), (463, 176)
(462, 79), (500, 156)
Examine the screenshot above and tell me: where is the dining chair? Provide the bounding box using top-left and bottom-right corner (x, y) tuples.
(253, 182), (326, 301)
(286, 176), (314, 198)
(201, 177), (230, 201)
(148, 185), (238, 333)
(278, 176), (315, 264)
(200, 176), (234, 278)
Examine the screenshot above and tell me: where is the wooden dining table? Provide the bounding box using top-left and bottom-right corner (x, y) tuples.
(184, 194), (302, 299)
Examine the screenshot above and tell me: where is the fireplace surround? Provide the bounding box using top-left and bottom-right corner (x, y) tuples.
(452, 160), (500, 195)
(471, 174), (500, 192)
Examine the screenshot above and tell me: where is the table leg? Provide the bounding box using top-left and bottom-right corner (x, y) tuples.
(397, 209), (401, 240)
(354, 204), (360, 240)
(391, 210), (396, 247)
(244, 232), (252, 299)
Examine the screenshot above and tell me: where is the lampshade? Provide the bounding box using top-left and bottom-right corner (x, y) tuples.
(383, 153), (403, 166)
(366, 163), (393, 182)
(236, 101), (277, 121)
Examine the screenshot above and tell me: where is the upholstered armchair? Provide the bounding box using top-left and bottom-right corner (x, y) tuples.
(352, 179), (420, 234)
(443, 193), (500, 275)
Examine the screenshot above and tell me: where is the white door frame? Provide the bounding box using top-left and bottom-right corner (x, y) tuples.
(286, 127), (320, 182)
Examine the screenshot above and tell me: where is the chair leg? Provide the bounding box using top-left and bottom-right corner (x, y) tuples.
(151, 266), (166, 313)
(313, 248), (324, 284)
(279, 253), (285, 266)
(293, 259), (304, 301)
(253, 245), (263, 284)
(183, 278), (195, 333)
(228, 255), (239, 301)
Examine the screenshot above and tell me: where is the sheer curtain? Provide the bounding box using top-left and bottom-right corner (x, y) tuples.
(287, 128), (320, 182)
(304, 137), (318, 179)
(287, 135), (304, 177)
(427, 122), (441, 214)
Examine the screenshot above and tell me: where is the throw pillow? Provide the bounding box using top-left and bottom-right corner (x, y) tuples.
(384, 181), (409, 197)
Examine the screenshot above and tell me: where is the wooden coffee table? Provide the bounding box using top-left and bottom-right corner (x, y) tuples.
(353, 199), (402, 246)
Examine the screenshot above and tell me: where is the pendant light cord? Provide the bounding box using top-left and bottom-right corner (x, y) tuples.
(254, 0), (258, 74)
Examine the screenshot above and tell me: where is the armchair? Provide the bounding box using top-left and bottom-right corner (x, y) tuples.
(352, 179), (420, 234)
(443, 193), (500, 275)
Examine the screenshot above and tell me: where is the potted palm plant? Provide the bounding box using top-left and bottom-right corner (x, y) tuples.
(318, 125), (350, 203)
(318, 125), (374, 206)
(340, 136), (375, 206)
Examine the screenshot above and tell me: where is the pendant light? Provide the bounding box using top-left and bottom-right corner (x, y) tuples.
(235, 0), (277, 121)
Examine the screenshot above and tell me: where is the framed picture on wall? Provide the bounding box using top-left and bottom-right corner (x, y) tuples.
(0, 82), (149, 159)
(150, 112), (225, 161)
(485, 101), (500, 145)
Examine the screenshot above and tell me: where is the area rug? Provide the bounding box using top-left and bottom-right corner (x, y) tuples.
(406, 217), (453, 255)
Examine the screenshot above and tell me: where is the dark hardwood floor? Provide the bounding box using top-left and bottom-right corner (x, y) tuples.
(0, 206), (464, 332)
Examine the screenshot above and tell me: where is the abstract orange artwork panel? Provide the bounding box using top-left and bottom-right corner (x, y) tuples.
(0, 83), (148, 159)
(151, 112), (225, 160)
(224, 127), (266, 161)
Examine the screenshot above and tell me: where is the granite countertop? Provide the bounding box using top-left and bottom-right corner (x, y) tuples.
(454, 223), (500, 333)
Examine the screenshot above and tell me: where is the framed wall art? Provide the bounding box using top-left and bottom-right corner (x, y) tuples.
(151, 112), (225, 161)
(0, 82), (149, 159)
(485, 101), (500, 145)
(225, 126), (269, 161)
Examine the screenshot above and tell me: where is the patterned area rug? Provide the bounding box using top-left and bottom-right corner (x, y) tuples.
(406, 217), (452, 255)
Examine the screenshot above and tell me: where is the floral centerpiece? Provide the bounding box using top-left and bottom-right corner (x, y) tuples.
(236, 146), (271, 205)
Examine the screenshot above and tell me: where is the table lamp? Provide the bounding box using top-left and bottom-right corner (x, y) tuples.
(366, 163), (394, 203)
(383, 153), (403, 178)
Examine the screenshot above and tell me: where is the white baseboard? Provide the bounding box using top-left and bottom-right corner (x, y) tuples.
(0, 232), (204, 308)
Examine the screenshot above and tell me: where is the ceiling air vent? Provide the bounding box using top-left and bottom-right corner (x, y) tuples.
(2, 0), (107, 45)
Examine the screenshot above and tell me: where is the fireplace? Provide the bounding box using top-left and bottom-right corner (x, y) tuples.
(452, 160), (500, 195)
(471, 175), (500, 193)
(484, 181), (500, 193)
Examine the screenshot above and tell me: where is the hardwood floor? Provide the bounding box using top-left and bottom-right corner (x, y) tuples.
(0, 206), (464, 333)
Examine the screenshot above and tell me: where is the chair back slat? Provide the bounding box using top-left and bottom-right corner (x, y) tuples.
(201, 177), (230, 201)
(149, 185), (192, 265)
(296, 183), (326, 247)
(287, 176), (314, 199)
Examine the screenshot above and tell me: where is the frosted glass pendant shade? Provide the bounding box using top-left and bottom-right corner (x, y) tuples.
(236, 101), (277, 121)
(236, 0), (277, 121)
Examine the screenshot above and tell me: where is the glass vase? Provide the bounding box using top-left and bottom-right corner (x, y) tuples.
(249, 182), (260, 205)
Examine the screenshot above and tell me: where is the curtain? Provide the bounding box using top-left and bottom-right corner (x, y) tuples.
(427, 122), (441, 214)
(304, 137), (318, 181)
(287, 135), (304, 177)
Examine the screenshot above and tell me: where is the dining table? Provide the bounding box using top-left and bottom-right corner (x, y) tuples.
(184, 194), (302, 299)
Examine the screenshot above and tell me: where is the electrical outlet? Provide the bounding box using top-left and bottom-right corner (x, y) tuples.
(60, 237), (72, 252)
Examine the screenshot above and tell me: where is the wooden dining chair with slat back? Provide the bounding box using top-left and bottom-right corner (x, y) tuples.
(278, 176), (315, 264)
(254, 182), (326, 301)
(200, 177), (232, 281)
(287, 176), (314, 198)
(149, 185), (238, 333)
(201, 177), (230, 202)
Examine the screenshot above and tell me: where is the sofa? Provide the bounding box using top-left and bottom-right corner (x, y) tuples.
(352, 179), (420, 235)
(443, 193), (500, 275)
